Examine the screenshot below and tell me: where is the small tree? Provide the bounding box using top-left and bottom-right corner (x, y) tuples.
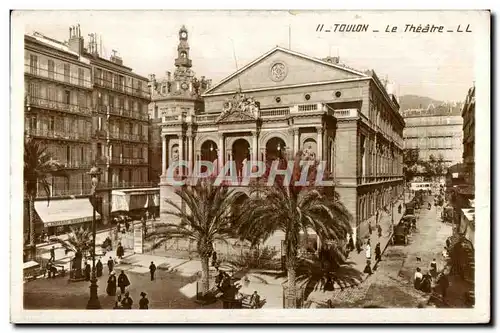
(50, 226), (92, 278)
(24, 138), (66, 259)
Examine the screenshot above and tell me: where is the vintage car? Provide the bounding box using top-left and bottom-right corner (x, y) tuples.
(393, 223), (409, 245)
(401, 214), (417, 231)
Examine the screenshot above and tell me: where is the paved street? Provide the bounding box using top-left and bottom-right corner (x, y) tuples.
(319, 193), (456, 308)
(24, 254), (221, 310)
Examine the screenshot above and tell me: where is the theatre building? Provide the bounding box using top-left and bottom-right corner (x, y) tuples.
(159, 46), (405, 242)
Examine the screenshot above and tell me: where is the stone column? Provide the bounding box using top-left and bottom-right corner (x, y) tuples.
(161, 134), (167, 175)
(293, 129), (299, 155)
(218, 134), (224, 172)
(251, 131), (258, 161)
(178, 133), (184, 176)
(187, 133), (193, 174)
(316, 126), (323, 160)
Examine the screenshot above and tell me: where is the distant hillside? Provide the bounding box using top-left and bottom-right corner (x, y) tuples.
(399, 95), (444, 111)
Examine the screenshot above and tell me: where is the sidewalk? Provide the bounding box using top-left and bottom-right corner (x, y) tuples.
(349, 193), (414, 274)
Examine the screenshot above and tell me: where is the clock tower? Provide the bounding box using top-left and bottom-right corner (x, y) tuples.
(175, 25), (192, 68)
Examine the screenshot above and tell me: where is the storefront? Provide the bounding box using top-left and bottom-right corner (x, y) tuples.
(111, 187), (160, 220)
(35, 198), (100, 236)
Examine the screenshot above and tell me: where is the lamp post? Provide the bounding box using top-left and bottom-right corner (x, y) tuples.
(86, 166), (102, 309)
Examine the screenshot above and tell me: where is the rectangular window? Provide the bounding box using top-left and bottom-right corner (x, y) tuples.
(63, 64), (70, 83)
(49, 116), (55, 131)
(109, 95), (115, 108)
(78, 68), (84, 86)
(94, 68), (102, 85)
(29, 54), (38, 74)
(64, 90), (71, 105)
(48, 60), (55, 79)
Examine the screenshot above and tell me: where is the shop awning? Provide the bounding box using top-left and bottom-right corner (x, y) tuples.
(35, 198), (100, 228)
(111, 188), (160, 213)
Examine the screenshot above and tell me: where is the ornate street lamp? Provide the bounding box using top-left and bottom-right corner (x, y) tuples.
(86, 166), (102, 309)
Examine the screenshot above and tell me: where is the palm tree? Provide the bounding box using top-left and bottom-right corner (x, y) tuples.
(24, 138), (66, 259)
(237, 152), (353, 308)
(50, 226), (92, 278)
(145, 179), (245, 296)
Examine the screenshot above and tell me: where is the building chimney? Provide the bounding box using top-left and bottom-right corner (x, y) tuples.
(68, 24), (84, 55)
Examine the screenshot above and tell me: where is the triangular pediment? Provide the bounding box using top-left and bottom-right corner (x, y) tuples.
(204, 47), (368, 95)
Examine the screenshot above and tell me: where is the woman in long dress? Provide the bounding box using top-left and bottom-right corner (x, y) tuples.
(106, 272), (117, 296)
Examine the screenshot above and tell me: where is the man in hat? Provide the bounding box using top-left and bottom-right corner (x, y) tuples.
(139, 292), (149, 309)
(149, 261), (156, 281)
(50, 246), (56, 261)
(249, 291), (261, 309)
(118, 270), (131, 294)
(107, 256), (114, 275)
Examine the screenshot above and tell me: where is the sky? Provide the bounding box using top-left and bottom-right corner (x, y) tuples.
(15, 10), (488, 102)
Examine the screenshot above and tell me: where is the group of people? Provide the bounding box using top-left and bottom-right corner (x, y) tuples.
(105, 269), (149, 309)
(414, 258), (450, 300)
(363, 240), (382, 275)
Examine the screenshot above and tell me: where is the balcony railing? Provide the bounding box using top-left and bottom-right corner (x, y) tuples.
(108, 181), (156, 190)
(195, 114), (218, 123)
(93, 78), (151, 100)
(26, 95), (91, 117)
(25, 65), (92, 89)
(261, 107), (290, 118)
(62, 161), (94, 169)
(298, 104), (319, 112)
(107, 132), (148, 143)
(26, 128), (91, 141)
(333, 108), (358, 119)
(96, 105), (149, 121)
(109, 156), (148, 165)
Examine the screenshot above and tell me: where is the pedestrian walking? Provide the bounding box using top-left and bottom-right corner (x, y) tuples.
(365, 242), (371, 261)
(107, 256), (114, 275)
(46, 260), (53, 278)
(84, 262), (91, 281)
(96, 258), (103, 277)
(117, 242), (124, 260)
(375, 242), (381, 262)
(398, 204), (402, 214)
(212, 251), (218, 267)
(106, 272), (117, 296)
(149, 261), (156, 281)
(249, 291), (261, 309)
(414, 267), (423, 290)
(430, 258), (438, 279)
(121, 291), (133, 309)
(347, 235), (354, 252)
(118, 270), (130, 294)
(50, 246), (55, 261)
(377, 224), (382, 238)
(139, 292), (149, 309)
(363, 259), (373, 275)
(368, 222), (373, 235)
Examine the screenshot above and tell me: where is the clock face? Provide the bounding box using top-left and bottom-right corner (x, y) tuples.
(181, 32), (187, 38)
(181, 82), (189, 90)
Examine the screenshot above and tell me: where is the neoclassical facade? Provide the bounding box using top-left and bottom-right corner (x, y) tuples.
(159, 46), (405, 241)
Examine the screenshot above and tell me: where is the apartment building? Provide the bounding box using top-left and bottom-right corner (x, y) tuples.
(24, 30), (94, 197)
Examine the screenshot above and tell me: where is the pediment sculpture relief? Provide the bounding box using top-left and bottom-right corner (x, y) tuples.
(216, 92), (260, 123)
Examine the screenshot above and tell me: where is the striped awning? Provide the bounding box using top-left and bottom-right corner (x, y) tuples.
(35, 198), (100, 227)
